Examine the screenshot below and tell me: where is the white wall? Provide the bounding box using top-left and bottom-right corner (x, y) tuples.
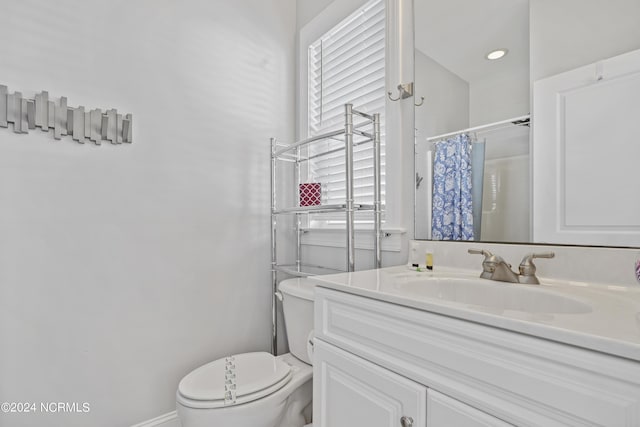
(0, 1), (296, 426)
(530, 0), (640, 81)
(297, 0), (335, 30)
(469, 68), (530, 126)
(415, 49), (470, 141)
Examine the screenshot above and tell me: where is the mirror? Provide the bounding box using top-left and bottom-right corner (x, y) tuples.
(414, 0), (640, 247)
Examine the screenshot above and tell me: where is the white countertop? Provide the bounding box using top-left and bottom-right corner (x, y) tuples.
(310, 265), (640, 361)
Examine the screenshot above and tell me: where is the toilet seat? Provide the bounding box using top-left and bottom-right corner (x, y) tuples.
(177, 352), (293, 409)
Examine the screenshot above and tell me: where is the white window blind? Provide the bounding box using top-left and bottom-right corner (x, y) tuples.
(306, 0), (385, 225)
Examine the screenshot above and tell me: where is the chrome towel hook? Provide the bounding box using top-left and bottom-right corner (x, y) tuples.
(388, 82), (424, 106)
(388, 82), (414, 101)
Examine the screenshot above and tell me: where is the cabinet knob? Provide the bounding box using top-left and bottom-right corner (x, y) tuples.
(400, 416), (414, 427)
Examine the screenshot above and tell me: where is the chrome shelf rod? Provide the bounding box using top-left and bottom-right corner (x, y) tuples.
(273, 129), (346, 157)
(270, 137), (278, 356)
(296, 138), (374, 163)
(373, 112), (382, 268)
(352, 109), (374, 120)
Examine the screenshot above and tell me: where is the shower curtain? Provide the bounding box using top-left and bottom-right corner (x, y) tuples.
(431, 134), (474, 240)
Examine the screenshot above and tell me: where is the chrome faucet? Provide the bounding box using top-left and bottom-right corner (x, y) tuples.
(468, 249), (555, 285)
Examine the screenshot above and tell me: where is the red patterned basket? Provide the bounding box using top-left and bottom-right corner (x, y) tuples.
(299, 183), (321, 206)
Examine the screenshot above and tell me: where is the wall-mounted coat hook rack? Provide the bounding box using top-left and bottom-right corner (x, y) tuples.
(388, 82), (424, 106)
(0, 83), (133, 146)
(388, 82), (414, 101)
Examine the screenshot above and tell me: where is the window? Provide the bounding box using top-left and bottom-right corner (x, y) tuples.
(304, 0), (385, 226)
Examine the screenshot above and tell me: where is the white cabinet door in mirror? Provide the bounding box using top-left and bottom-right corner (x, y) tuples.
(313, 339), (427, 427)
(533, 48), (640, 246)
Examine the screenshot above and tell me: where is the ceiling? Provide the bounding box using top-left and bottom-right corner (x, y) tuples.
(414, 0), (529, 84)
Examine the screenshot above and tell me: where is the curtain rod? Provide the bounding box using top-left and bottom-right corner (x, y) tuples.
(426, 114), (530, 142)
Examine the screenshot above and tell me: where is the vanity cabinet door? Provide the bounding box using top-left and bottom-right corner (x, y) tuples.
(427, 389), (512, 427)
(313, 338), (427, 427)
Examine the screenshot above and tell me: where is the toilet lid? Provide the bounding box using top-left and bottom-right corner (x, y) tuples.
(178, 352), (292, 403)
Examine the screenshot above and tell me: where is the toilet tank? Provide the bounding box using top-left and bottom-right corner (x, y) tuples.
(278, 278), (315, 365)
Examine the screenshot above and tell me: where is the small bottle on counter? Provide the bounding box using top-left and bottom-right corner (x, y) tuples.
(426, 253), (433, 271)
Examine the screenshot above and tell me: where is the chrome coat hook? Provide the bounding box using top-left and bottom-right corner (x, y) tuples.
(388, 82), (424, 106)
(1, 83), (133, 145)
(388, 82), (415, 101)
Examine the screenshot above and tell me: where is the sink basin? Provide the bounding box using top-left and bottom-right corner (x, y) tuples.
(393, 276), (592, 314)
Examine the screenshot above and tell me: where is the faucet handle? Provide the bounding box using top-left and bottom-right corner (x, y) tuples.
(468, 248), (493, 258)
(519, 252), (555, 276)
(468, 249), (504, 263)
(468, 249), (499, 279)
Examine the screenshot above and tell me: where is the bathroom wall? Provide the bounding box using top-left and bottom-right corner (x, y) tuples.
(0, 1), (296, 426)
(414, 49), (470, 143)
(468, 68), (530, 127)
(297, 0), (334, 30)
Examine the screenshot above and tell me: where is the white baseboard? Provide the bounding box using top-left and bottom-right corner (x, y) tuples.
(130, 411), (180, 427)
(129, 410), (310, 427)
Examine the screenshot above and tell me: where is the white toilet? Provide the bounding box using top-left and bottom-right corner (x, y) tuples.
(176, 278), (315, 427)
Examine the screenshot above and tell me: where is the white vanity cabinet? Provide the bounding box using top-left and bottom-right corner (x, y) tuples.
(313, 286), (640, 427)
(314, 339), (426, 427)
(314, 338), (508, 427)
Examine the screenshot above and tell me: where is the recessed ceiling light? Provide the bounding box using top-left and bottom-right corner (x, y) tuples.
(486, 49), (508, 60)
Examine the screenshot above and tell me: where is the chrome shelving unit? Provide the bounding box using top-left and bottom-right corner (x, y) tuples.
(270, 104), (382, 355)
